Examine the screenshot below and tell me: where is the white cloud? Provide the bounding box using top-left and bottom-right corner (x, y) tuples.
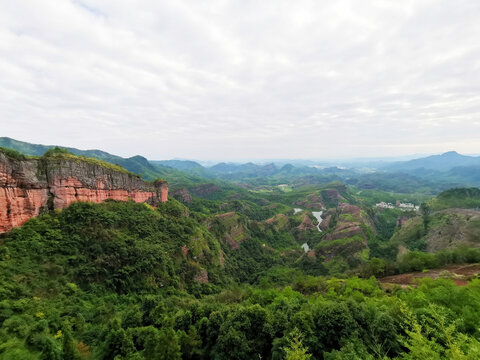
(0, 0), (479, 159)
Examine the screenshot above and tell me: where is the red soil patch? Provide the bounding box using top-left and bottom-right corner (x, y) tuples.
(297, 214), (315, 231)
(266, 214), (286, 224)
(378, 264), (480, 287)
(338, 203), (361, 217)
(215, 212), (235, 218)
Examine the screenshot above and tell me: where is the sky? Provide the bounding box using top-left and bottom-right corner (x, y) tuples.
(1, 0), (479, 160)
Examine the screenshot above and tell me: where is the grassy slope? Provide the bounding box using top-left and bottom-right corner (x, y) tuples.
(387, 187), (480, 254)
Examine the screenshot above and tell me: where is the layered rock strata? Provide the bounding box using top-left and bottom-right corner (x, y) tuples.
(0, 152), (168, 233)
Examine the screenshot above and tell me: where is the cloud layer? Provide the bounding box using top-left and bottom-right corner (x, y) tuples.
(1, 0), (479, 159)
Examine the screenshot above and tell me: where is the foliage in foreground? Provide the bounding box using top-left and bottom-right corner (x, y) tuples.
(1, 202), (480, 359)
(3, 142), (480, 358)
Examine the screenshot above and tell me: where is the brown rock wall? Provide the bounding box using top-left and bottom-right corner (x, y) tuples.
(0, 153), (168, 233)
(0, 188), (49, 233)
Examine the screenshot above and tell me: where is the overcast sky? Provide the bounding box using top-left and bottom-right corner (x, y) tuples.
(1, 0), (479, 160)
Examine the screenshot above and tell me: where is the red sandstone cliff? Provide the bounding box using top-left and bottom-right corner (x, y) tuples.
(0, 151), (168, 233)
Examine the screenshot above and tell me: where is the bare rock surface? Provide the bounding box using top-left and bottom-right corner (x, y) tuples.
(0, 152), (168, 233)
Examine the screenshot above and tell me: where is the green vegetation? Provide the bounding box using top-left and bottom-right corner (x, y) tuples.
(420, 202), (432, 231)
(41, 147), (135, 176)
(0, 137), (53, 157)
(3, 141), (480, 358)
(316, 234), (364, 249)
(338, 213), (356, 222)
(0, 146), (31, 161)
(430, 188), (480, 210)
(389, 205), (480, 253)
(2, 194), (480, 358)
(2, 210), (480, 359)
(354, 189), (429, 207)
(389, 217), (427, 251)
(397, 246), (480, 272)
(0, 137), (207, 184)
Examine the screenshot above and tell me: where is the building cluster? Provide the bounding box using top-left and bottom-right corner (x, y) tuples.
(375, 201), (419, 211)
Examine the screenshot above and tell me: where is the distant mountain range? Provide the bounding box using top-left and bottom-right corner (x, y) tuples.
(383, 151), (480, 172)
(151, 159), (346, 179)
(380, 151), (480, 186)
(2, 137), (479, 193)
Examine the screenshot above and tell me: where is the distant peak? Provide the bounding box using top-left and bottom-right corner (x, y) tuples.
(441, 151), (460, 156)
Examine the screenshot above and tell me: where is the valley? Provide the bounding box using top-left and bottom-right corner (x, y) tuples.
(1, 140), (480, 359)
(2, 2), (480, 358)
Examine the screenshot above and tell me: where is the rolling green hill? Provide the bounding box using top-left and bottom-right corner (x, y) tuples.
(430, 187), (480, 210)
(2, 188), (480, 358)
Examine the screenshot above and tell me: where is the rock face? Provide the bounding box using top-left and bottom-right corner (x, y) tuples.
(192, 183), (221, 197)
(173, 188), (192, 203)
(297, 214), (316, 231)
(208, 212), (247, 250)
(316, 203), (373, 260)
(391, 208), (480, 253)
(0, 152), (168, 233)
(0, 154), (49, 234)
(293, 194), (325, 210)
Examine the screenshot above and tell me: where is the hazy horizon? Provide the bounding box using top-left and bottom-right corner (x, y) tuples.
(5, 136), (480, 165)
(1, 1), (479, 159)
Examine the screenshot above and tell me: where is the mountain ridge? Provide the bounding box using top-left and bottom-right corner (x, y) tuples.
(383, 151), (480, 172)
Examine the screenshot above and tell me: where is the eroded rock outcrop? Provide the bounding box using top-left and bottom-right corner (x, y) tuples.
(173, 188), (192, 203)
(316, 203), (373, 260)
(0, 151), (168, 233)
(207, 212), (248, 250)
(0, 154), (49, 234)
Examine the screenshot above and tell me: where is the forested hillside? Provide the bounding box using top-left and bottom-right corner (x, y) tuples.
(2, 197), (480, 359)
(4, 138), (480, 195)
(2, 147), (480, 359)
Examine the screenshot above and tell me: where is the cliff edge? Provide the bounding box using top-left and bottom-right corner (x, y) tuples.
(0, 149), (168, 233)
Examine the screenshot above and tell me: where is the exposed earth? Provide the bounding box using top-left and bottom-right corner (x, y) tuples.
(378, 263), (480, 287)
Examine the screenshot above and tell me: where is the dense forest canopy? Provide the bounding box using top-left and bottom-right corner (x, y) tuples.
(2, 145), (480, 359)
(2, 0), (480, 357)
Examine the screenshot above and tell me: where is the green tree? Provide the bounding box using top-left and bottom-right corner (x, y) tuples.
(178, 326), (202, 359)
(144, 327), (181, 360)
(283, 329), (311, 360)
(40, 338), (61, 360)
(99, 328), (135, 360)
(62, 329), (79, 360)
(401, 322), (443, 359)
(419, 202), (432, 231)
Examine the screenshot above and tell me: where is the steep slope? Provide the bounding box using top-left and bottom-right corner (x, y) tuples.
(430, 187), (480, 210)
(0, 199), (223, 294)
(0, 148), (168, 233)
(0, 137), (201, 183)
(390, 209), (480, 252)
(389, 188), (480, 253)
(314, 203), (374, 262)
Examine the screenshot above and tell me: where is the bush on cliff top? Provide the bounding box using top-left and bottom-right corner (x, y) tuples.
(0, 146), (30, 160)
